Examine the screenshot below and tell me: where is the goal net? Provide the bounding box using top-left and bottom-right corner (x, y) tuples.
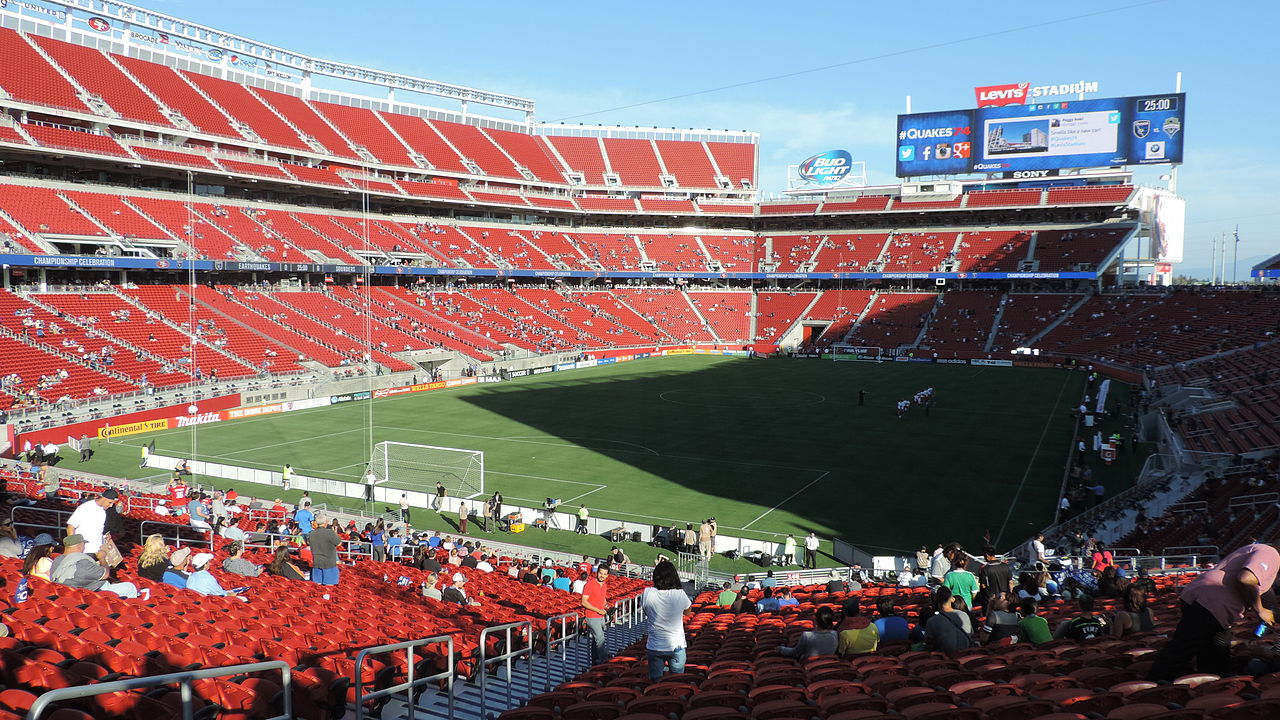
(370, 441), (484, 497)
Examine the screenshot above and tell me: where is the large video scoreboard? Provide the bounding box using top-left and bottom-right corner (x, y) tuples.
(896, 93), (1185, 177)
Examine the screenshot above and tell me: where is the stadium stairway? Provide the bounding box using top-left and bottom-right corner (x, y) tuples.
(982, 294), (1008, 352)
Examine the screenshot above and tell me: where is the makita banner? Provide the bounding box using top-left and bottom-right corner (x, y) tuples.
(14, 394), (241, 448)
(975, 82), (1030, 107)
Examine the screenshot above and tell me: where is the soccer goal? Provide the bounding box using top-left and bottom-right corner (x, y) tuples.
(370, 441), (484, 497)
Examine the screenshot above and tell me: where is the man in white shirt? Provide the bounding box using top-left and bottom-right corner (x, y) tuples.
(364, 469), (376, 502)
(804, 532), (820, 569)
(66, 489), (119, 555)
(475, 555), (494, 573)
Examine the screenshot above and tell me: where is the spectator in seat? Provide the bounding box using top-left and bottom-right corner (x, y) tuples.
(21, 533), (56, 581)
(837, 599), (879, 656)
(0, 518), (25, 558)
(1112, 583), (1157, 638)
(925, 586), (972, 655)
(1055, 593), (1110, 641)
(642, 559), (691, 682)
(137, 534), (171, 582)
(222, 542), (261, 578)
(266, 545), (307, 581)
(981, 592), (1022, 645)
(1018, 597), (1054, 645)
(187, 553), (241, 599)
(421, 572), (443, 601)
(50, 534), (138, 598)
(1148, 543), (1280, 680)
(1092, 542), (1114, 573)
(163, 547), (193, 588)
(760, 570), (777, 589)
(776, 587), (799, 609)
(551, 569), (571, 592)
(874, 596), (912, 645)
(521, 563), (540, 585)
(443, 572), (476, 605)
(779, 605), (838, 658)
(716, 581), (737, 607)
(415, 546), (442, 573)
(730, 588), (756, 614)
(757, 586), (780, 613)
(826, 570), (847, 594)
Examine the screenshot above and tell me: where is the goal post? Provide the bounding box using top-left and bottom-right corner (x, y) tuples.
(370, 441), (484, 497)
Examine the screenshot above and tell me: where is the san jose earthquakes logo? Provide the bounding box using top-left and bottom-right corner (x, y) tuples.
(798, 150), (853, 186)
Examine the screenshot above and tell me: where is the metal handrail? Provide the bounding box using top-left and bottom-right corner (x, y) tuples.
(1228, 493), (1279, 510)
(542, 612), (580, 692)
(8, 504), (72, 535)
(140, 519), (213, 549)
(352, 634), (454, 720)
(478, 620), (533, 716)
(26, 660), (292, 720)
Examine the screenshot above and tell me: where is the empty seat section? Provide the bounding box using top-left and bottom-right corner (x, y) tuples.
(412, 224), (496, 269)
(953, 230), (1032, 272)
(655, 140), (718, 187)
(215, 158), (294, 180)
(513, 288), (649, 346)
(848, 293), (937, 349)
(696, 202), (753, 215)
(484, 128), (567, 183)
(325, 216), (418, 256)
(180, 71), (309, 150)
(0, 124), (28, 146)
(467, 190), (529, 207)
(198, 285), (348, 367)
(571, 291), (670, 342)
(122, 286), (304, 373)
(706, 141), (755, 188)
(523, 194), (578, 211)
(379, 114), (470, 173)
(920, 291), (1003, 355)
(546, 136), (607, 184)
(194, 206), (293, 262)
(0, 291), (190, 388)
(312, 102), (414, 166)
(570, 233), (641, 271)
(254, 210), (364, 264)
(346, 177), (402, 194)
(22, 124), (129, 157)
(37, 291), (255, 379)
(896, 197), (964, 210)
(228, 289), (387, 366)
(1036, 295), (1163, 359)
(126, 196), (240, 260)
(701, 235), (759, 272)
(261, 292), (417, 370)
(688, 292), (751, 342)
(60, 190), (172, 240)
(414, 290), (539, 351)
(130, 146), (220, 169)
(754, 292), (818, 343)
(765, 234), (822, 272)
(615, 289), (714, 343)
(0, 185), (105, 236)
(965, 188), (1043, 207)
(881, 232), (956, 272)
(281, 164), (355, 188)
(1033, 228), (1130, 271)
(803, 289), (875, 347)
(574, 196), (639, 213)
(822, 196), (894, 213)
(29, 36), (170, 126)
(468, 228), (557, 270)
(0, 214), (48, 254)
(601, 138), (663, 186)
(113, 56), (240, 137)
(812, 233), (888, 272)
(0, 28), (90, 113)
(989, 293), (1083, 352)
(639, 198), (696, 214)
(524, 231), (595, 271)
(467, 288), (595, 349)
(430, 119), (521, 178)
(758, 202), (818, 215)
(253, 88), (361, 159)
(371, 286), (504, 359)
(0, 334), (136, 406)
(637, 234), (707, 271)
(1046, 185), (1133, 205)
(336, 286), (483, 355)
(399, 178), (472, 201)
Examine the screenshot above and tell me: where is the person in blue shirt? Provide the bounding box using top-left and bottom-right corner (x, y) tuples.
(776, 587), (800, 608)
(387, 529), (404, 561)
(760, 570), (777, 589)
(187, 492), (212, 532)
(294, 503), (314, 536)
(757, 586), (781, 613)
(163, 546), (192, 588)
(874, 596), (912, 644)
(369, 523), (386, 561)
(552, 569), (572, 592)
(427, 532), (442, 549)
(186, 553), (231, 596)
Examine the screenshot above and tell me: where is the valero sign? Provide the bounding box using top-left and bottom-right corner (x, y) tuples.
(798, 150), (852, 185)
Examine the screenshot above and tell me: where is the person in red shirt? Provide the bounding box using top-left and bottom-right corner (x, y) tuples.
(1149, 542), (1280, 680)
(581, 565), (610, 665)
(168, 477), (188, 506)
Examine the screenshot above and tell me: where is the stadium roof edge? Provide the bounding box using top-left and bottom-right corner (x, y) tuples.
(25, 0), (536, 114)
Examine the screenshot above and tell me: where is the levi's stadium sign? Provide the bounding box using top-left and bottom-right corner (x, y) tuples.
(798, 149), (853, 185)
(975, 81), (1100, 108)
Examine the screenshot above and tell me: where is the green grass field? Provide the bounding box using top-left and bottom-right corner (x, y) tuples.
(76, 355), (1150, 564)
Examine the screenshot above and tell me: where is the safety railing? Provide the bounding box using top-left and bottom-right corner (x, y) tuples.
(1160, 545), (1220, 568)
(1229, 493), (1279, 511)
(27, 660), (292, 720)
(542, 612), (581, 692)
(478, 620), (533, 716)
(352, 634), (454, 720)
(8, 504), (72, 536)
(140, 519), (213, 549)
(1168, 501), (1208, 514)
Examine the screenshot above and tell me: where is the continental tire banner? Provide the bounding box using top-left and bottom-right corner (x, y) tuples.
(98, 419), (170, 439)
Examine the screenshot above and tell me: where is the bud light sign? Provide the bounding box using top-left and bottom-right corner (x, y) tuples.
(798, 150), (852, 185)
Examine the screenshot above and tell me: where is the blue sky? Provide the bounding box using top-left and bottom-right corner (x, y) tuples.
(140, 0), (1276, 279)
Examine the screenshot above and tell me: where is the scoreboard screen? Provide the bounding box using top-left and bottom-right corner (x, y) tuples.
(896, 93), (1184, 177)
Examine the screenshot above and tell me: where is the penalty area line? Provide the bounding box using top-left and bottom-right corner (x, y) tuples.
(741, 471), (830, 530)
